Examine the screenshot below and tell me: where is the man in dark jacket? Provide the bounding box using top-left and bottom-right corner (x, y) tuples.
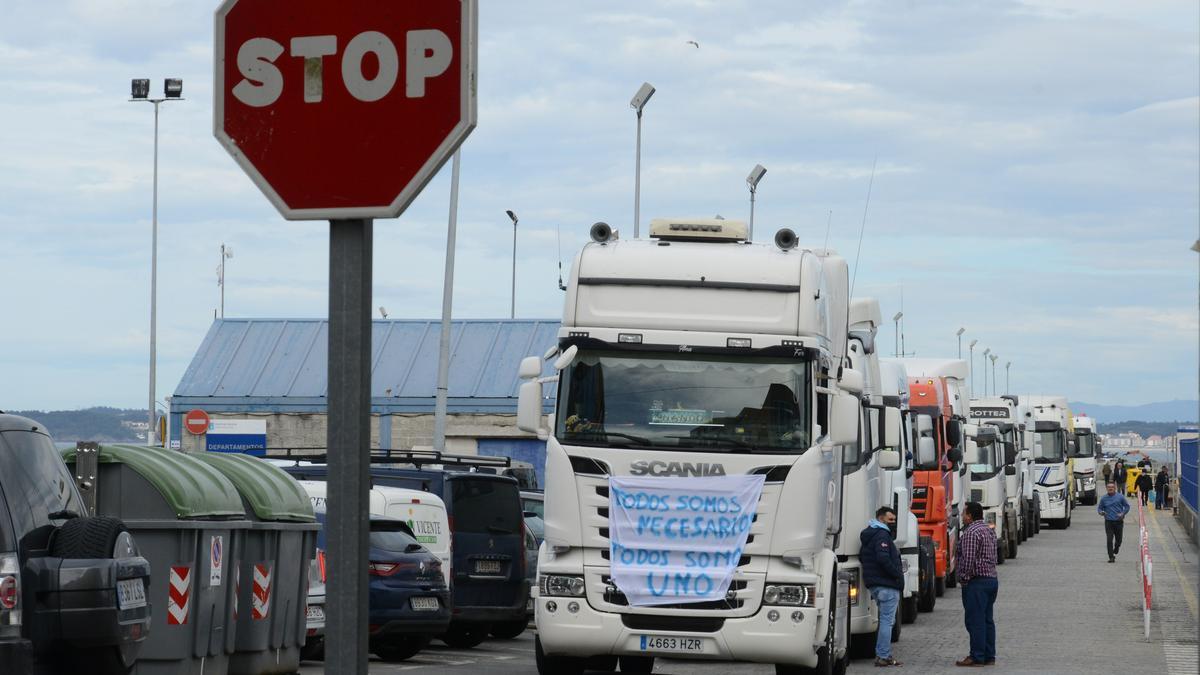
(860, 506), (904, 667)
(1155, 467), (1170, 510)
(1137, 471), (1153, 506)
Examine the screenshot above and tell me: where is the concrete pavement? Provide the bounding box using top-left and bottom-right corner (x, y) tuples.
(300, 505), (1199, 673)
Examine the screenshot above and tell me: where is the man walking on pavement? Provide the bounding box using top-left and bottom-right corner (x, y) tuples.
(1098, 481), (1130, 563)
(955, 501), (998, 668)
(860, 506), (904, 667)
(1136, 470), (1153, 506)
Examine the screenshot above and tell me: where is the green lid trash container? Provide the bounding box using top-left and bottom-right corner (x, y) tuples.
(193, 453), (317, 675)
(63, 444), (250, 675)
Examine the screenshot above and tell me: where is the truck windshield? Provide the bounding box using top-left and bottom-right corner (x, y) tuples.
(556, 350), (811, 453)
(1073, 433), (1095, 458)
(969, 441), (999, 476)
(1032, 431), (1063, 463)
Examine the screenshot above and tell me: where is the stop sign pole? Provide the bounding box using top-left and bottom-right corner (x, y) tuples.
(214, 2), (476, 672)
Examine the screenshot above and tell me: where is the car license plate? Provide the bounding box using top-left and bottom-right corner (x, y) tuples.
(474, 560), (502, 575)
(117, 578), (146, 610)
(410, 597), (440, 611)
(639, 635), (704, 654)
(306, 605), (325, 624)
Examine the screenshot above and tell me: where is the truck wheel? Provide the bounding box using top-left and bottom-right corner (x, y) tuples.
(586, 655), (618, 671)
(1008, 528), (1019, 559)
(535, 636), (585, 675)
(618, 655), (654, 673)
(935, 576), (946, 597)
(300, 638), (325, 661)
(891, 619), (901, 642)
(440, 622), (488, 649)
(945, 568), (958, 589)
(57, 647), (131, 675)
(849, 630), (877, 659)
(777, 574), (840, 675)
(901, 595), (918, 624)
(489, 619), (528, 639)
(51, 516), (133, 559)
(996, 540), (1006, 565)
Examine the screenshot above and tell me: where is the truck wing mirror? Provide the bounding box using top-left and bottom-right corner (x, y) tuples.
(947, 445), (963, 465)
(517, 380), (548, 440)
(1004, 442), (1017, 466)
(877, 449), (901, 471)
(946, 419), (962, 447)
(882, 407), (901, 450)
(830, 392), (859, 445)
(917, 437), (936, 466)
(1004, 465), (1017, 476)
(518, 356), (541, 380)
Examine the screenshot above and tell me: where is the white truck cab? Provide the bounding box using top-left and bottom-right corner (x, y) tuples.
(1071, 415), (1100, 505)
(1018, 396), (1075, 529)
(522, 219), (863, 674)
(969, 397), (1024, 558)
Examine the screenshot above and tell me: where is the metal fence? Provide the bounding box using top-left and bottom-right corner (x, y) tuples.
(1181, 436), (1198, 512)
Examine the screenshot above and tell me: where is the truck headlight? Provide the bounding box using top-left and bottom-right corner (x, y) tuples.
(539, 575), (586, 598)
(763, 584), (816, 607)
(1049, 489), (1064, 502)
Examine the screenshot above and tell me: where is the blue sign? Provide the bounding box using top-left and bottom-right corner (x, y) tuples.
(206, 419), (267, 456)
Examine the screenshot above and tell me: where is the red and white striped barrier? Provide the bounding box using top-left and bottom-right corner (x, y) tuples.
(168, 565), (192, 626)
(252, 563), (272, 620)
(1137, 499), (1153, 640)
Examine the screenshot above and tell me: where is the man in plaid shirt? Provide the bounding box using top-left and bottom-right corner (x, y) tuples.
(954, 501), (998, 667)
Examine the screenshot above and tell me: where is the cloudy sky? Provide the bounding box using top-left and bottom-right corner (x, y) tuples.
(1, 0), (1196, 411)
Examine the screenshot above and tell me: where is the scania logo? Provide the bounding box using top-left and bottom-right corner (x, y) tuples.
(629, 460), (726, 477)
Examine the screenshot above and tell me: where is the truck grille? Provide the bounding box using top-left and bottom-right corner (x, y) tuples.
(600, 576), (749, 610)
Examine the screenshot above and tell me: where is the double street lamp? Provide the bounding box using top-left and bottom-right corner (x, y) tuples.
(747, 164), (766, 241)
(968, 339), (978, 397)
(130, 77), (183, 445)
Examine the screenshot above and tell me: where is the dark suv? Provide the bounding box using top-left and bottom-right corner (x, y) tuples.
(0, 413), (152, 674)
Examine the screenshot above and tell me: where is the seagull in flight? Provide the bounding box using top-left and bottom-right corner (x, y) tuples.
(686, 40), (700, 48)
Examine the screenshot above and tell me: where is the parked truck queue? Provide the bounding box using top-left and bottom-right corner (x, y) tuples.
(1, 219), (1112, 675)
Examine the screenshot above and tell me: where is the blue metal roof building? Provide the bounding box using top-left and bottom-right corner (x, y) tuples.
(169, 318), (561, 451)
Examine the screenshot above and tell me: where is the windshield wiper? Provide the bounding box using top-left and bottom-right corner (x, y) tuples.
(567, 431), (653, 446)
(665, 436), (755, 453)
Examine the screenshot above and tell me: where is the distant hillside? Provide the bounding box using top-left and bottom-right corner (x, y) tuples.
(4, 407), (148, 443)
(1097, 421), (1190, 438)
(1069, 400), (1198, 425)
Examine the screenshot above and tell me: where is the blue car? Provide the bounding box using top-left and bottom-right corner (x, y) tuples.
(314, 513), (451, 662)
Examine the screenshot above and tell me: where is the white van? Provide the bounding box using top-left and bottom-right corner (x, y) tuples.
(298, 480), (452, 575)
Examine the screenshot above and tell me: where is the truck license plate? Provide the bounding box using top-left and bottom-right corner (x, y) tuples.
(474, 560), (502, 575)
(117, 578), (146, 610)
(410, 597), (440, 611)
(639, 635), (704, 654)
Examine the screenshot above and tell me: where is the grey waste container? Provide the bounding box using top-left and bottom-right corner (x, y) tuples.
(193, 453), (318, 675)
(63, 444), (250, 675)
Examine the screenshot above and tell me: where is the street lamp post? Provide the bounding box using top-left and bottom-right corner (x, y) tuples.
(893, 311), (903, 357)
(957, 327), (966, 358)
(990, 354), (999, 396)
(982, 348), (991, 396)
(219, 243), (233, 318)
(747, 164), (766, 241)
(1005, 361), (1011, 395)
(630, 82), (655, 238)
(506, 210), (518, 319)
(131, 77), (183, 445)
(969, 340), (978, 397)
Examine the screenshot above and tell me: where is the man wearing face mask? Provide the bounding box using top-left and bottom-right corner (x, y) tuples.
(860, 506), (904, 667)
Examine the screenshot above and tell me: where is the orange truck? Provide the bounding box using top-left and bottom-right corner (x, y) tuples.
(906, 375), (965, 596)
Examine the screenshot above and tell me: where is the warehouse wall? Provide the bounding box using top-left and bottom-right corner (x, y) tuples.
(178, 412), (534, 456)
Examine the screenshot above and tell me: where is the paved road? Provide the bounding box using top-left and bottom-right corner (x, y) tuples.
(300, 505), (1199, 674)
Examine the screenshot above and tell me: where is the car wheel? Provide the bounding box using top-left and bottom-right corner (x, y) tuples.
(375, 636), (431, 662)
(440, 623), (489, 649)
(489, 618), (529, 639)
(51, 516), (132, 559)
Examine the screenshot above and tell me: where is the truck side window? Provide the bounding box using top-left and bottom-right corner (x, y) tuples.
(816, 393), (829, 438)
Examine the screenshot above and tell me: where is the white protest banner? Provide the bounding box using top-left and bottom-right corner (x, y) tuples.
(609, 474), (765, 607)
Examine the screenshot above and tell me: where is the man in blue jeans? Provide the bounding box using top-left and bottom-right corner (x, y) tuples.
(860, 506), (904, 667)
(955, 501), (998, 667)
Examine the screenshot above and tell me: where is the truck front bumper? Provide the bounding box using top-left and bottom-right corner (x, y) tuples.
(536, 598), (825, 666)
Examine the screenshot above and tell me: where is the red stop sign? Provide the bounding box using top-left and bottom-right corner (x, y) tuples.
(214, 0), (477, 220)
(184, 409), (211, 435)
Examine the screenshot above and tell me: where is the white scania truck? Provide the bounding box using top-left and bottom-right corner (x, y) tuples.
(1071, 415), (1099, 505)
(1018, 396), (1074, 529)
(521, 219), (873, 675)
